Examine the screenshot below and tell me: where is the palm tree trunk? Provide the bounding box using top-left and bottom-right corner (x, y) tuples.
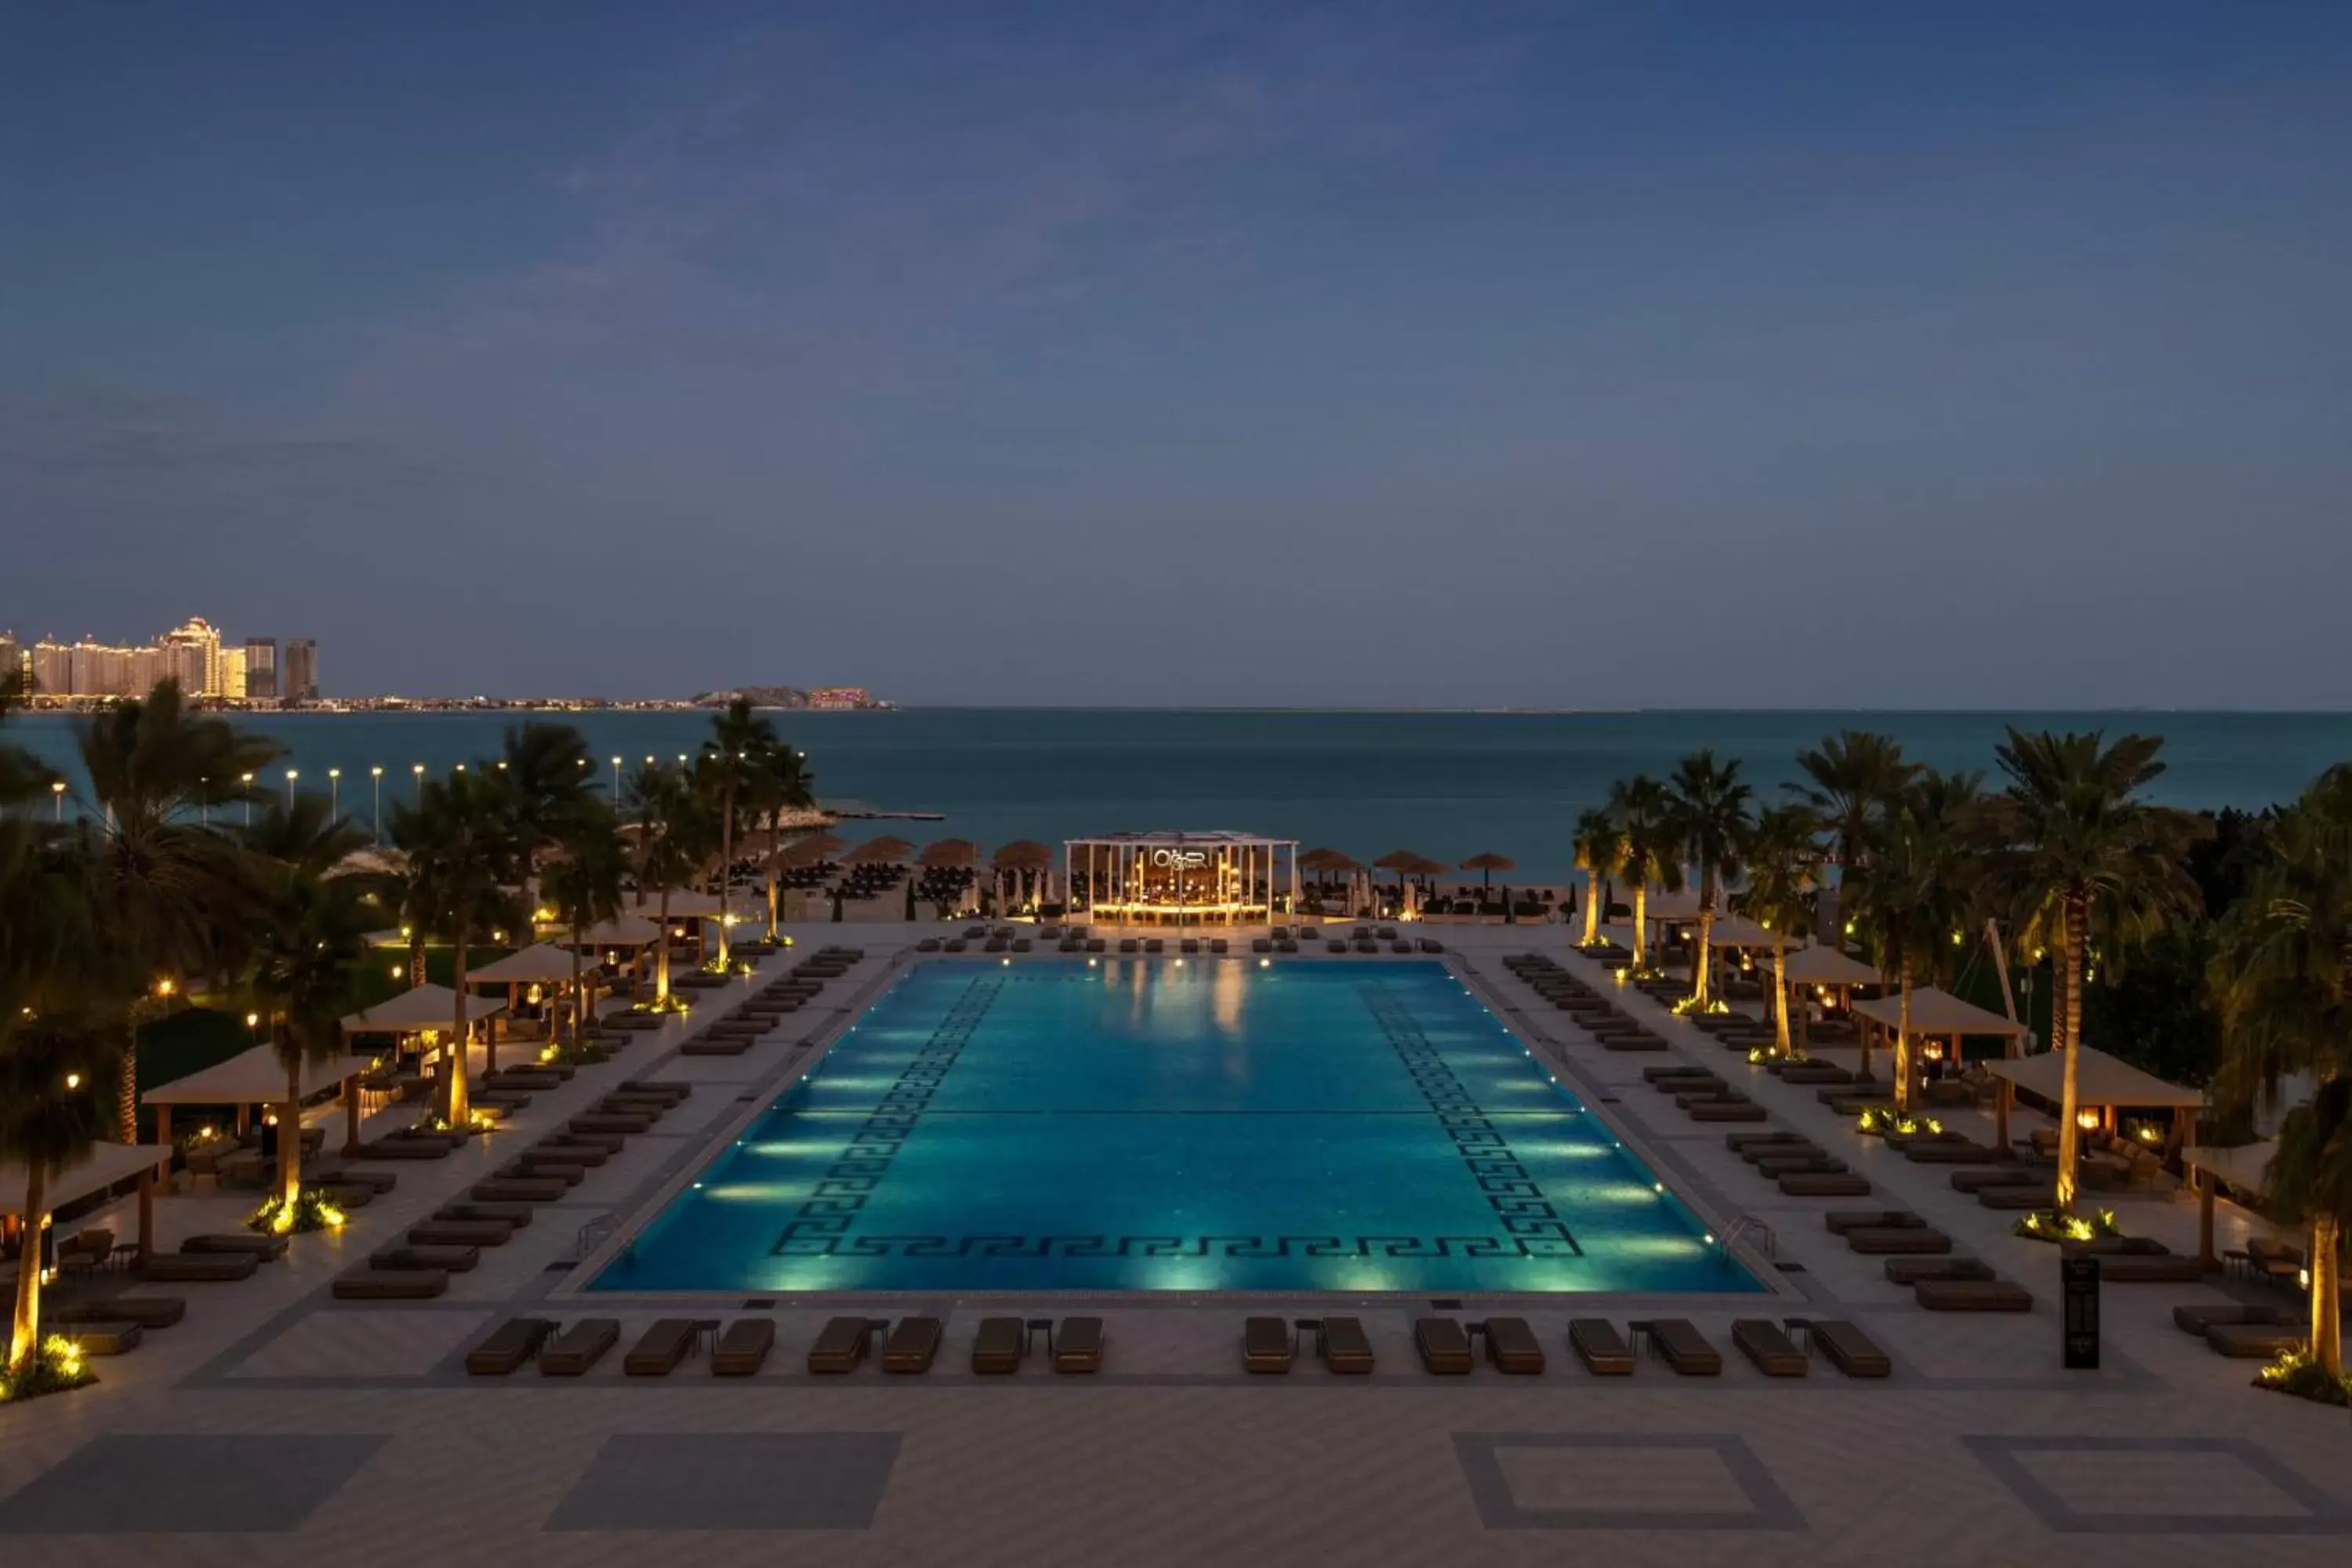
(1772, 938), (1791, 1057)
(569, 927), (586, 1047)
(444, 924), (472, 1125)
(655, 888), (673, 1002)
(1895, 963), (1915, 1114)
(278, 1058), (303, 1210)
(765, 814), (781, 943)
(408, 931), (426, 989)
(2055, 891), (2087, 1209)
(1583, 871), (1602, 945)
(1693, 904), (1715, 1006)
(116, 1027), (139, 1145)
(8, 1163), (45, 1371)
(716, 782), (734, 969)
(1632, 886), (1648, 975)
(2310, 1212), (2342, 1377)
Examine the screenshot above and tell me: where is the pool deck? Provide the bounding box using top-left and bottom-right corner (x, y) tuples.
(4, 923), (2347, 1565)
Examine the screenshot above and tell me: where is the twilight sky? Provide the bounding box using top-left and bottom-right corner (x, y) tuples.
(5, 1), (2350, 707)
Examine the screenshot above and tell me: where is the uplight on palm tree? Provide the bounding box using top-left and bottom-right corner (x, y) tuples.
(391, 767), (523, 1123)
(248, 848), (372, 1223)
(1571, 808), (1626, 949)
(1733, 804), (1821, 1058)
(1853, 771), (1981, 1108)
(1791, 730), (1916, 949)
(700, 698), (780, 970)
(543, 806), (628, 1047)
(1666, 750), (1753, 1007)
(1609, 775), (1679, 977)
(3, 1017), (122, 1374)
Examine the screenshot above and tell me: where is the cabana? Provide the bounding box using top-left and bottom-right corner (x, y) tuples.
(146, 1041), (396, 1156)
(1777, 943), (1883, 1044)
(568, 913), (666, 994)
(339, 984), (508, 1112)
(467, 942), (593, 1038)
(2, 1143), (175, 1265)
(1985, 1045), (2206, 1167)
(1853, 986), (2027, 1068)
(2181, 1140), (2278, 1270)
(1069, 832), (1299, 927)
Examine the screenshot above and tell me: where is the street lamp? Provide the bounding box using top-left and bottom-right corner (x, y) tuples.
(611, 756), (622, 804)
(371, 766), (384, 842)
(412, 763), (424, 804)
(328, 767), (341, 818)
(285, 768), (299, 805)
(51, 779), (64, 822)
(240, 771), (255, 826)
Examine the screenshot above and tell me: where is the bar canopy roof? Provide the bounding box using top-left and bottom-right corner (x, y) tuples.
(339, 984), (508, 1035)
(143, 1044), (368, 1106)
(1852, 986), (2028, 1038)
(1987, 1045), (2205, 1108)
(1780, 945), (1883, 986)
(0, 1143), (173, 1219)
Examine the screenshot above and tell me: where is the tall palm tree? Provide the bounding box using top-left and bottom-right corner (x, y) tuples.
(1666, 750), (1753, 1007)
(390, 768), (522, 1122)
(498, 721), (595, 904)
(1853, 771), (1982, 1108)
(1571, 808), (1626, 948)
(1982, 730), (2208, 1206)
(1790, 730), (1916, 949)
(542, 805), (628, 1046)
(2209, 765), (2352, 1377)
(248, 846), (372, 1214)
(623, 761), (706, 1004)
(699, 699), (780, 969)
(75, 681), (278, 1139)
(1733, 804), (1821, 1058)
(4, 1011), (122, 1373)
(743, 740), (817, 943)
(1609, 775), (1679, 975)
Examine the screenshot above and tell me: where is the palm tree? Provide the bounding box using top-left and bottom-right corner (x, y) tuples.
(1790, 730), (1916, 949)
(1853, 771), (1982, 1108)
(743, 739), (817, 943)
(4, 1011), (122, 1373)
(75, 681), (278, 1140)
(390, 768), (522, 1123)
(1734, 804), (1821, 1058)
(541, 805), (628, 1047)
(699, 699), (780, 969)
(623, 762), (706, 1004)
(497, 721), (595, 904)
(2209, 765), (2352, 1377)
(1571, 808), (1626, 948)
(1982, 730), (2208, 1207)
(1610, 775), (1679, 975)
(1666, 750), (1753, 1007)
(248, 845), (372, 1215)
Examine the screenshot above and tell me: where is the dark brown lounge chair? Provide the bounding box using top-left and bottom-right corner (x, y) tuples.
(52, 1297), (184, 1330)
(2172, 1303), (2294, 1337)
(370, 1243), (479, 1273)
(1806, 1319), (1892, 1377)
(2206, 1323), (2305, 1358)
(472, 1178), (569, 1203)
(181, 1232), (289, 1260)
(1825, 1210), (1922, 1235)
(1885, 1256), (1993, 1284)
(540, 1318), (620, 1374)
(1244, 1316), (1294, 1374)
(1780, 1174), (1875, 1196)
(1570, 1319), (1635, 1375)
(712, 1319), (775, 1375)
(1481, 1316), (1545, 1374)
(1846, 1227), (1952, 1254)
(331, 1267), (447, 1300)
(624, 1319), (698, 1376)
(1414, 1317), (1474, 1374)
(1732, 1319), (1808, 1376)
(409, 1219), (515, 1248)
(808, 1316), (876, 1374)
(883, 1316), (943, 1374)
(140, 1251), (258, 1283)
(1650, 1319), (1722, 1375)
(466, 1317), (556, 1375)
(1052, 1316), (1103, 1373)
(1317, 1317), (1374, 1374)
(1915, 1279), (2032, 1312)
(58, 1322), (142, 1356)
(971, 1316), (1026, 1374)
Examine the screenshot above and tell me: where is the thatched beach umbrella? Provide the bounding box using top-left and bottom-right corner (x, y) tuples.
(1461, 851), (1515, 891)
(918, 838), (979, 869)
(1298, 846), (1355, 898)
(990, 839), (1054, 913)
(846, 837), (914, 865)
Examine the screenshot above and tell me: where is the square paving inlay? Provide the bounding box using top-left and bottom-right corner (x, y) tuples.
(1962, 1436), (2352, 1535)
(0, 1435), (386, 1534)
(1454, 1433), (1802, 1531)
(544, 1433), (902, 1531)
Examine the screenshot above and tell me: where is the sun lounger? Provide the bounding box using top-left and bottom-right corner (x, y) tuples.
(2172, 1303), (2296, 1337)
(1825, 1210), (1922, 1235)
(307, 1165), (398, 1193)
(2082, 1251), (2205, 1283)
(332, 1267), (447, 1299)
(439, 1200), (534, 1227)
(1950, 1167), (2039, 1192)
(1327, 940), (1348, 953)
(883, 1316), (943, 1374)
(1914, 1279), (2032, 1312)
(1052, 1316), (1103, 1373)
(52, 1297), (183, 1330)
(540, 1319), (620, 1375)
(569, 1114), (653, 1134)
(1731, 1319), (1808, 1377)
(1244, 1316), (1294, 1374)
(370, 1243), (480, 1273)
(1570, 1318), (1635, 1374)
(1975, 1186), (2056, 1210)
(1649, 1319), (1722, 1375)
(1903, 1141), (2003, 1164)
(1884, 1256), (1994, 1283)
(971, 1316), (1026, 1374)
(1802, 1319), (1893, 1377)
(624, 1319), (699, 1376)
(181, 1232), (289, 1261)
(1780, 1173), (1875, 1196)
(711, 1319), (775, 1375)
(1483, 1316), (1545, 1374)
(466, 1317), (557, 1374)
(139, 1251), (260, 1283)
(1414, 1317), (1474, 1374)
(471, 1178), (568, 1203)
(1847, 1227), (1952, 1254)
(808, 1316), (877, 1373)
(682, 1036), (751, 1056)
(1317, 1316), (1374, 1374)
(2205, 1323), (2307, 1358)
(499, 1157), (584, 1185)
(1690, 1101), (1767, 1121)
(57, 1321), (143, 1356)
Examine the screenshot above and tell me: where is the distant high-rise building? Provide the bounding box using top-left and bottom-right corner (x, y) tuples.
(216, 644), (247, 700)
(30, 640), (71, 697)
(243, 638), (278, 701)
(160, 617), (223, 695)
(284, 638), (318, 702)
(0, 632), (20, 685)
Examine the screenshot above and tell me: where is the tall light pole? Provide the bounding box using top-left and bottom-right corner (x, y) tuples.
(371, 766), (384, 843)
(285, 768), (299, 805)
(611, 756), (622, 804)
(52, 779), (65, 822)
(328, 767), (341, 818)
(240, 771), (255, 826)
(412, 763), (424, 804)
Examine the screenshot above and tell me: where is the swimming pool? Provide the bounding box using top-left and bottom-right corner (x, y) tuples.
(592, 960), (1761, 1295)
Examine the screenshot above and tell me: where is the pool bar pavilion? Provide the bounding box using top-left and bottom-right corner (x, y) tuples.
(1065, 831), (1301, 927)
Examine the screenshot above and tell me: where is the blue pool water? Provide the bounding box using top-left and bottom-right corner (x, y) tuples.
(594, 960), (1760, 1295)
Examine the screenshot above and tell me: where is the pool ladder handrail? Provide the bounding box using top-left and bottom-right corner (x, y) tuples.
(576, 1216), (624, 1262)
(1722, 1214), (1777, 1261)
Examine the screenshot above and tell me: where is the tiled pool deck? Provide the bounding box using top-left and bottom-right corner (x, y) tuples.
(3, 924), (2346, 1566)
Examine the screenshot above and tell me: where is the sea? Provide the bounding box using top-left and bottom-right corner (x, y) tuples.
(12, 710), (2350, 882)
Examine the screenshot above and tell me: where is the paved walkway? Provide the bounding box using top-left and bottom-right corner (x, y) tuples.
(3, 923), (2345, 1566)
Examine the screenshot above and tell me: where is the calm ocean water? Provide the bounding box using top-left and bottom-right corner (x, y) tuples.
(13, 710), (2350, 880)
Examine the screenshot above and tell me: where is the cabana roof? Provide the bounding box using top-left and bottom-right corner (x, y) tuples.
(1987, 1046), (2204, 1109)
(1780, 945), (1883, 986)
(1852, 986), (2027, 1038)
(2182, 1140), (2278, 1192)
(0, 1142), (173, 1220)
(572, 914), (663, 947)
(340, 984), (509, 1035)
(145, 1044), (379, 1105)
(1701, 915), (1785, 949)
(467, 943), (586, 985)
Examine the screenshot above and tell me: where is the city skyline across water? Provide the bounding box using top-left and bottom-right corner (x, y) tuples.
(13, 707), (2350, 881)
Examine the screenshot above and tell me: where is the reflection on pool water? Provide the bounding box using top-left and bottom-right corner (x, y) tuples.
(593, 959), (1761, 1294)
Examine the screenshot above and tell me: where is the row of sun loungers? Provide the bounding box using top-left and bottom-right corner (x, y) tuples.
(463, 1314), (1106, 1376)
(46, 1293), (187, 1359)
(684, 949), (863, 1055)
(1504, 953), (1670, 1051)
